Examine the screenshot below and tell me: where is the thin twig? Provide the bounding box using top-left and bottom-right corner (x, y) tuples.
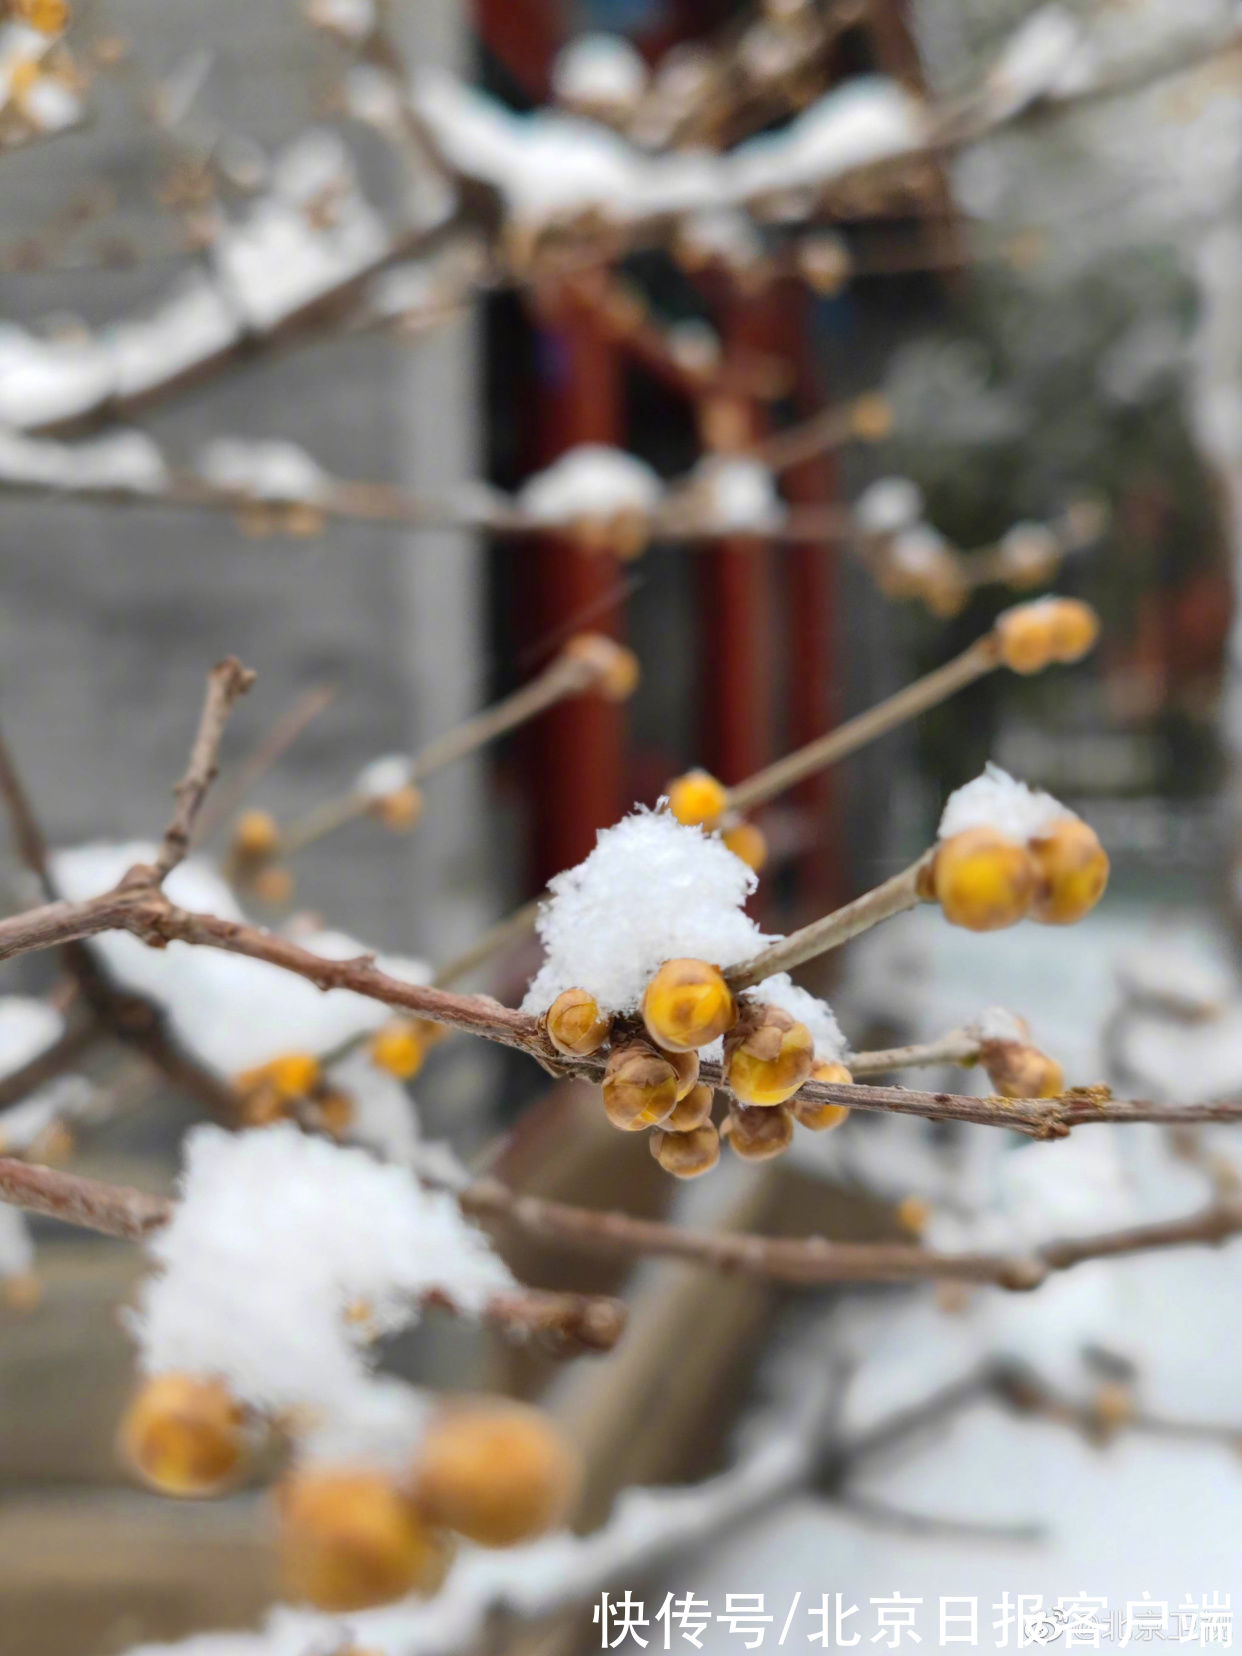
(155, 656), (256, 877)
(0, 723), (57, 901)
(725, 857), (931, 989)
(727, 636), (1001, 814)
(197, 682), (337, 842)
(432, 898), (543, 989)
(849, 1030), (982, 1077)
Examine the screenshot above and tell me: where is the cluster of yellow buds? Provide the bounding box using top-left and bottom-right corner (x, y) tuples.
(233, 1051), (354, 1137)
(665, 768), (768, 873)
(277, 1399), (578, 1610)
(928, 811), (1110, 933)
(233, 501), (328, 540)
(227, 808), (294, 907)
(121, 1376), (577, 1613)
(995, 596), (1099, 675)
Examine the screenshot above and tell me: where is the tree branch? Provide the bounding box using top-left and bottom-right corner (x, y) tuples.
(155, 656), (256, 877)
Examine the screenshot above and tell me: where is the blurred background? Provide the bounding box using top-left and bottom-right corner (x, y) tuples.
(1, 0), (1241, 1651)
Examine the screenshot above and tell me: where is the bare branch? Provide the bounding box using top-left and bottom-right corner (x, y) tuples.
(155, 656), (256, 877)
(0, 1154), (625, 1357)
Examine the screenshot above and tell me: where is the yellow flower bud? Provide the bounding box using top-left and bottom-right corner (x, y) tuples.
(601, 1041), (679, 1130)
(724, 1004), (813, 1106)
(661, 1080), (712, 1133)
(1089, 1380), (1136, 1445)
(267, 1052), (322, 1102)
(1046, 598), (1100, 663)
(995, 601), (1057, 674)
(723, 820), (768, 872)
(722, 1101), (793, 1161)
(232, 808), (281, 860)
(412, 1400), (579, 1548)
(650, 1122), (720, 1179)
(2, 1272), (42, 1312)
(666, 1046), (701, 1100)
(252, 864), (295, 906)
(849, 393), (894, 444)
(15, 0), (68, 33)
(792, 1061), (852, 1130)
(278, 1467), (453, 1610)
(564, 633), (640, 701)
(315, 1090), (355, 1138)
(896, 1194), (930, 1236)
(545, 988), (611, 1057)
(371, 784), (423, 833)
(605, 507), (651, 562)
(641, 958), (737, 1053)
(1029, 816), (1109, 924)
(666, 768), (729, 831)
(120, 1373), (249, 1497)
(370, 1019), (428, 1080)
(932, 828), (1037, 931)
(981, 1039), (1064, 1099)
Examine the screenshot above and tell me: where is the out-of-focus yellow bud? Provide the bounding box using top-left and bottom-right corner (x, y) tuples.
(849, 393), (894, 444)
(650, 1122), (720, 1178)
(605, 508), (651, 562)
(792, 1061), (852, 1130)
(2, 1272), (42, 1312)
(664, 1080), (714, 1132)
(315, 1090), (355, 1139)
(724, 1004), (813, 1106)
(722, 1101), (793, 1160)
(601, 1041), (679, 1130)
(723, 820), (768, 871)
(278, 1467), (453, 1610)
(120, 1374), (249, 1497)
(641, 958), (736, 1053)
(666, 768), (729, 831)
(267, 1053), (321, 1102)
(1046, 598), (1100, 663)
(896, 1194), (930, 1237)
(232, 809), (281, 860)
(370, 784), (423, 833)
(1089, 1380), (1136, 1445)
(1029, 817), (1109, 925)
(797, 233), (851, 295)
(15, 0), (69, 34)
(981, 1039), (1065, 1099)
(413, 1400), (580, 1548)
(932, 828), (1037, 932)
(369, 1019), (428, 1080)
(544, 988), (611, 1057)
(564, 633), (640, 701)
(252, 864), (295, 906)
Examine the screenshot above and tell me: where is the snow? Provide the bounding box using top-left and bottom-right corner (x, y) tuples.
(106, 276), (242, 398)
(0, 325), (113, 431)
(0, 995), (63, 1077)
(328, 1049), (422, 1168)
(0, 1077), (97, 1155)
(522, 809), (771, 1016)
(517, 445), (663, 524)
(853, 476), (924, 538)
(983, 5), (1096, 120)
(51, 844), (430, 1075)
(415, 71), (922, 226)
(0, 428), (169, 495)
(133, 1124), (513, 1418)
(0, 1205), (32, 1280)
(305, 0), (375, 43)
(689, 456), (783, 532)
(552, 34), (647, 110)
(749, 973), (847, 1063)
(966, 1005), (1029, 1045)
(354, 754), (416, 800)
(938, 762), (1071, 843)
(197, 438), (329, 502)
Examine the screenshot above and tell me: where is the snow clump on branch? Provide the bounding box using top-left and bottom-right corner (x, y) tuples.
(938, 762), (1069, 843)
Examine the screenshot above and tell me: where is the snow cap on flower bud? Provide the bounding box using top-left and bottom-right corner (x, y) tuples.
(665, 1080), (714, 1132)
(642, 958), (737, 1053)
(369, 1019), (428, 1081)
(545, 987), (612, 1057)
(1029, 816), (1109, 925)
(650, 1122), (720, 1179)
(277, 1466), (453, 1610)
(666, 768), (729, 830)
(793, 1061), (853, 1131)
(232, 808), (281, 860)
(722, 1100), (793, 1160)
(723, 820), (768, 872)
(931, 828), (1037, 932)
(564, 633), (640, 701)
(412, 1399), (580, 1548)
(120, 1373), (250, 1497)
(981, 1038), (1064, 1099)
(601, 1039), (679, 1130)
(724, 1002), (814, 1106)
(996, 596), (1099, 674)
